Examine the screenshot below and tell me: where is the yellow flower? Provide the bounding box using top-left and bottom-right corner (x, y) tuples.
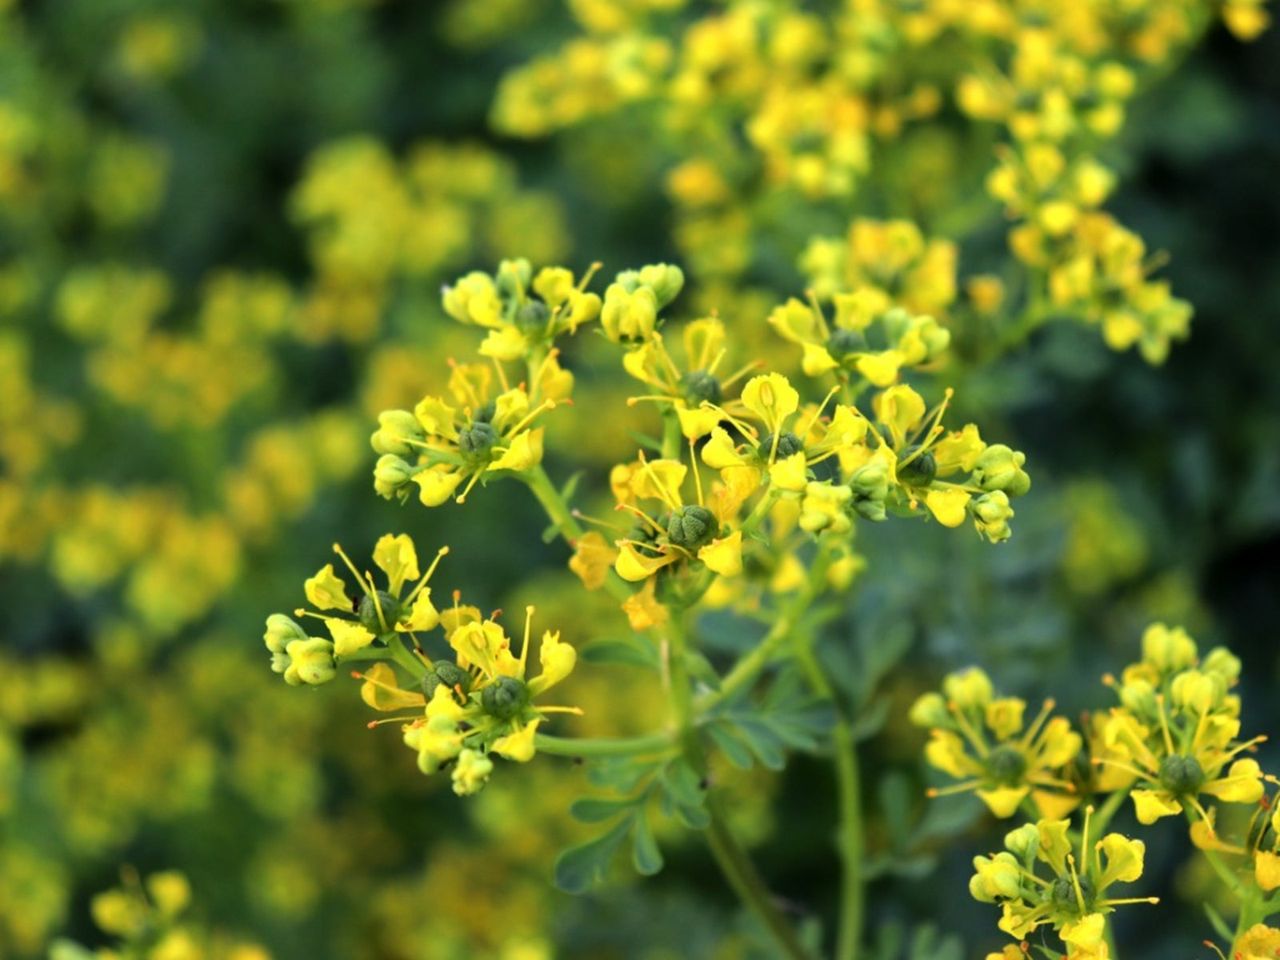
(915, 668), (1081, 819)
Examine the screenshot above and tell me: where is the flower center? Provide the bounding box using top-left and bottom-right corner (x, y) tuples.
(1158, 754), (1205, 795)
(680, 370), (723, 407)
(481, 676), (528, 721)
(666, 505), (719, 550)
(985, 745), (1028, 785)
(898, 444), (938, 486)
(758, 431), (804, 460)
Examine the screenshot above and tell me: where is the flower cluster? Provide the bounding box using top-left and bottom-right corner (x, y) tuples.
(263, 534), (448, 685)
(362, 605), (578, 796)
(932, 625), (1280, 959)
(971, 813), (1154, 959)
(911, 667), (1081, 818)
(1095, 623), (1264, 826)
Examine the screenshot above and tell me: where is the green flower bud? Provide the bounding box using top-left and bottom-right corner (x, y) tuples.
(601, 283), (658, 342)
(1202, 647), (1242, 684)
(374, 454), (415, 500)
(758, 431), (804, 460)
(985, 745), (1028, 785)
(680, 370), (723, 407)
(849, 460), (890, 521)
(973, 445), (1030, 497)
(636, 263), (684, 307)
(495, 258), (532, 299)
(943, 666), (993, 709)
(1003, 823), (1040, 862)
(481, 676), (529, 720)
(458, 420), (497, 456)
(264, 613), (307, 655)
(827, 327), (868, 359)
(1051, 874), (1095, 910)
(515, 300), (550, 331)
(358, 591), (402, 633)
(908, 691), (949, 728)
(972, 491), (1014, 543)
(371, 409), (426, 457)
(666, 504), (719, 549)
(1118, 678), (1158, 719)
(424, 660), (472, 698)
(898, 445), (937, 486)
(283, 638), (336, 686)
(1158, 754), (1205, 795)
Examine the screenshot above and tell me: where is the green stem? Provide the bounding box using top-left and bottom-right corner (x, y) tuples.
(700, 551), (832, 710)
(1087, 788), (1129, 840)
(791, 614), (863, 960)
(388, 636), (428, 681)
(668, 610), (813, 960)
(661, 410), (682, 460)
(1187, 810), (1245, 898)
(534, 732), (676, 758)
(705, 800), (814, 960)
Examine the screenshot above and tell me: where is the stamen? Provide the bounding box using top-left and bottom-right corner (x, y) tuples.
(689, 438), (705, 507)
(455, 468), (485, 505)
(519, 606), (534, 670)
(1154, 694), (1176, 756)
(333, 543), (375, 596)
(404, 546), (450, 606)
(720, 359), (765, 389)
(1020, 698), (1056, 751)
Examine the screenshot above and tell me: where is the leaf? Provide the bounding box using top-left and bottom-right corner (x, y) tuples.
(727, 717), (786, 769)
(631, 811), (664, 876)
(659, 757), (710, 829)
(569, 795), (642, 823)
(553, 817), (634, 894)
(585, 755), (663, 793)
(878, 772), (913, 849)
(706, 722), (755, 769)
(1203, 901), (1233, 943)
(851, 697), (890, 742)
(579, 636), (659, 670)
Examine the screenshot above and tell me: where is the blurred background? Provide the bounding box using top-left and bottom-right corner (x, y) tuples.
(1, 1), (1278, 957)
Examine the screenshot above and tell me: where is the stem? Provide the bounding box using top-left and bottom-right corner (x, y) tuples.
(1088, 788), (1129, 839)
(387, 636), (428, 680)
(534, 732), (676, 758)
(700, 551), (831, 710)
(668, 609), (813, 960)
(1187, 810), (1245, 899)
(792, 615), (863, 960)
(706, 800), (815, 960)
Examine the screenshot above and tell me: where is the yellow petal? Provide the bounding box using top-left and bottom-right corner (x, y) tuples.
(1061, 913), (1105, 949)
(414, 469), (463, 507)
(924, 487), (969, 527)
(530, 630), (576, 694)
(402, 589), (440, 631)
(854, 350), (903, 387)
(741, 373), (799, 431)
(1132, 789), (1182, 824)
(569, 531), (617, 591)
(372, 533), (419, 595)
(622, 580), (668, 630)
(701, 427), (747, 470)
(327, 618), (376, 657)
(768, 451), (809, 492)
(304, 564), (350, 611)
(360, 662), (426, 712)
(492, 718), (542, 763)
(698, 530), (743, 576)
(479, 326), (528, 362)
(1205, 758), (1264, 803)
(614, 542), (677, 582)
(1256, 852), (1280, 892)
(676, 403), (723, 440)
(490, 428), (544, 472)
(800, 342), (839, 376)
(977, 786), (1029, 818)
